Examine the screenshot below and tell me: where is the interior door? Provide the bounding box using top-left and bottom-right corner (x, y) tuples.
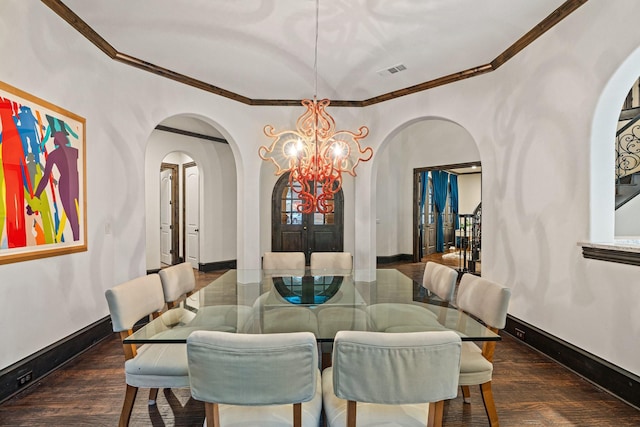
(160, 165), (177, 265)
(184, 162), (200, 269)
(425, 176), (436, 255)
(414, 170), (440, 261)
(442, 183), (456, 249)
(272, 174), (344, 264)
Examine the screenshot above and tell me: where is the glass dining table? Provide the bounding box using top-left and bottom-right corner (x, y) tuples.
(123, 269), (500, 345)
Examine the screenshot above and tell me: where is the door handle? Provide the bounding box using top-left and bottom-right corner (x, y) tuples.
(303, 226), (307, 230)
(194, 229), (199, 232)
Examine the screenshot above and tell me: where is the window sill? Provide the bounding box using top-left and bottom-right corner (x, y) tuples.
(579, 240), (640, 266)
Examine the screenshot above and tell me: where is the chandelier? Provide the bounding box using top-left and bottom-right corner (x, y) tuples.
(258, 0), (373, 214)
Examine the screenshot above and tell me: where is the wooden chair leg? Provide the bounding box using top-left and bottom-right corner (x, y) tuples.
(148, 388), (159, 405)
(118, 384), (138, 427)
(479, 381), (500, 427)
(427, 400), (444, 427)
(346, 400), (357, 427)
(461, 385), (471, 403)
(204, 402), (219, 427)
(322, 352), (332, 370)
(293, 402), (302, 427)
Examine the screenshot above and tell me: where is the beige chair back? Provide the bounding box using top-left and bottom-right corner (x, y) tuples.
(105, 274), (165, 332)
(158, 262), (196, 307)
(422, 261), (458, 302)
(310, 252), (353, 275)
(457, 273), (511, 329)
(332, 330), (461, 404)
(187, 331), (321, 427)
(262, 251), (306, 274)
(187, 331), (318, 405)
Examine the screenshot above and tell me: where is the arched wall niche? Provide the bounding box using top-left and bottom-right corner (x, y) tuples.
(144, 114), (238, 270)
(590, 45), (640, 242)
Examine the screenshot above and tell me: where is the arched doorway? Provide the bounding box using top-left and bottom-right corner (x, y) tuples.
(145, 115), (237, 271)
(271, 173), (344, 264)
(413, 162), (482, 272)
(374, 117), (480, 265)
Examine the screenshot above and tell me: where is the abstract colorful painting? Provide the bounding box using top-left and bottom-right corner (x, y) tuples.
(0, 81), (86, 264)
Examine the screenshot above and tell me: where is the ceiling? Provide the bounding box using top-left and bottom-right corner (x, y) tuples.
(448, 166), (481, 175)
(53, 0), (580, 103)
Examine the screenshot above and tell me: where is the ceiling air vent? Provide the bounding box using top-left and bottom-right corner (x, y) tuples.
(377, 64), (407, 77)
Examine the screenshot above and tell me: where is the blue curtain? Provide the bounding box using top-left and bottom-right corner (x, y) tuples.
(431, 170), (449, 252)
(418, 171), (429, 259)
(450, 174), (459, 229)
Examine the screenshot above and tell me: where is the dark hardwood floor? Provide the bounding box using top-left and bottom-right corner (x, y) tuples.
(1, 260), (638, 426)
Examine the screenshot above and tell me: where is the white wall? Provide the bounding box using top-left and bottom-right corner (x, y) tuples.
(0, 1), (253, 369)
(367, 1), (640, 376)
(615, 196), (640, 236)
(458, 173), (481, 214)
(2, 0), (640, 380)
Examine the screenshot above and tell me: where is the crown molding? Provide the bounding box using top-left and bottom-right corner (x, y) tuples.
(41, 0), (588, 107)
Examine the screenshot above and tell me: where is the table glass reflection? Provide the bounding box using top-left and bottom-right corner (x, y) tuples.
(123, 269), (499, 344)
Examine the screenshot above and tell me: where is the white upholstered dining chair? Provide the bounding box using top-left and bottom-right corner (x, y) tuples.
(322, 330), (462, 427)
(262, 251), (306, 273)
(455, 273), (511, 427)
(422, 261), (458, 302)
(310, 252), (353, 275)
(159, 262), (251, 333)
(365, 302), (444, 333)
(245, 291), (320, 336)
(158, 262), (196, 308)
(366, 262), (458, 333)
(186, 331), (322, 427)
(104, 274), (189, 427)
(316, 302), (368, 369)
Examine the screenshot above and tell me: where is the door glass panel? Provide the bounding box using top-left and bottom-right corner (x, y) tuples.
(312, 181), (335, 225)
(281, 182), (306, 224)
(291, 212), (302, 224)
(280, 188), (288, 224)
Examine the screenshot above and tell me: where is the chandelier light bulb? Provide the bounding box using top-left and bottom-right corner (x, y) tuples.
(285, 139), (302, 157)
(331, 141), (345, 158)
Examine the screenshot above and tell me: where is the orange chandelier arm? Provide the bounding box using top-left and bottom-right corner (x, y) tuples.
(259, 98), (373, 213)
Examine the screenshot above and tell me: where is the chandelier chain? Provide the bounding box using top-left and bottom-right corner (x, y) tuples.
(314, 0), (319, 100)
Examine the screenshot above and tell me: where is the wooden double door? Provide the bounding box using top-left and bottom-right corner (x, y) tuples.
(271, 174), (344, 264)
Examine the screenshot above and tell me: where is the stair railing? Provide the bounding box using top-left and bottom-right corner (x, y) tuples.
(616, 112), (640, 186)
